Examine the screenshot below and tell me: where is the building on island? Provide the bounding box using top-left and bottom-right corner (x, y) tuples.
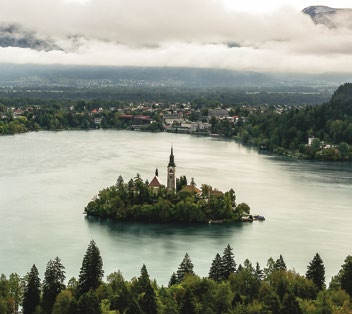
(167, 147), (176, 193)
(148, 168), (162, 189)
(148, 147), (178, 193)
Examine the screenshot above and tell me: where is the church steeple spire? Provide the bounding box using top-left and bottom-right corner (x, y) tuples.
(168, 146), (176, 167)
(167, 146), (176, 192)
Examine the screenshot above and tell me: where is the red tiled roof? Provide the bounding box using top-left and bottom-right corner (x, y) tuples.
(181, 185), (201, 194)
(149, 176), (162, 188)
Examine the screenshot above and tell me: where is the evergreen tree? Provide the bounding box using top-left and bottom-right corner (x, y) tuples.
(23, 264), (41, 314)
(255, 262), (264, 281)
(209, 253), (223, 282)
(264, 257), (276, 278)
(78, 240), (104, 296)
(339, 255), (352, 296)
(273, 254), (287, 271)
(176, 253), (195, 283)
(42, 257), (66, 314)
(137, 265), (157, 314)
(116, 175), (124, 187)
(221, 244), (236, 279)
(168, 272), (177, 287)
(306, 253), (325, 291)
(77, 290), (101, 314)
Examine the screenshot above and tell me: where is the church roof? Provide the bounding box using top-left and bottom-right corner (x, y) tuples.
(149, 176), (162, 188)
(181, 185), (201, 194)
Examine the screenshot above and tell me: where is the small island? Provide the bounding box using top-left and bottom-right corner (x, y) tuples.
(85, 147), (259, 223)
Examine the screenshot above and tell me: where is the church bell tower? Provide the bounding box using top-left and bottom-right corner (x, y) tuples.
(167, 146), (176, 192)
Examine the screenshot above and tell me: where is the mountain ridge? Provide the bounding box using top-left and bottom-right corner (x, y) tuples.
(302, 5), (352, 28)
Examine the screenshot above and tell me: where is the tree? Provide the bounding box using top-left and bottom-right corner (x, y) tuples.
(282, 293), (302, 314)
(77, 290), (101, 314)
(8, 273), (23, 314)
(42, 257), (66, 314)
(311, 138), (321, 154)
(221, 244), (236, 279)
(339, 255), (352, 296)
(116, 175), (124, 187)
(52, 290), (77, 314)
(273, 254), (287, 271)
(23, 264), (41, 314)
(106, 271), (130, 312)
(136, 264), (157, 314)
(176, 253), (195, 283)
(255, 262), (264, 281)
(338, 142), (350, 160)
(78, 240), (104, 296)
(168, 273), (177, 287)
(306, 253), (325, 291)
(180, 288), (196, 314)
(209, 253), (223, 282)
(176, 176), (187, 192)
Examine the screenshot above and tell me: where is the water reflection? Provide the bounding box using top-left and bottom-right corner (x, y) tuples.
(85, 216), (245, 238)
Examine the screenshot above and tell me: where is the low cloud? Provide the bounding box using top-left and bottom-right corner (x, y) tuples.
(0, 0), (352, 73)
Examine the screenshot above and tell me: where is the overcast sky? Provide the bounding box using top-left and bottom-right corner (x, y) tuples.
(1, 0), (352, 73)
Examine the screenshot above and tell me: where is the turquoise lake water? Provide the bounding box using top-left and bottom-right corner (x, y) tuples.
(0, 130), (351, 285)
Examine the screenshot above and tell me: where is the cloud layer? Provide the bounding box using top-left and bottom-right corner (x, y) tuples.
(1, 0), (352, 73)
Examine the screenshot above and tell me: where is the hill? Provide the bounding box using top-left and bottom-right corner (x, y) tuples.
(242, 83), (352, 160)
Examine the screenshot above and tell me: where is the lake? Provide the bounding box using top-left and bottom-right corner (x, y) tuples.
(0, 130), (351, 285)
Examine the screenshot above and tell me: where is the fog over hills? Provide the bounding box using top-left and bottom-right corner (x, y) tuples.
(0, 2), (352, 84)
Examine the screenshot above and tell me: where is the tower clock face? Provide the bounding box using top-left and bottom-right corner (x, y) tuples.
(169, 169), (173, 174)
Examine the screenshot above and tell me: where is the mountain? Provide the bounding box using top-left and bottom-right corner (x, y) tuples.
(303, 5), (352, 28)
(0, 24), (60, 51)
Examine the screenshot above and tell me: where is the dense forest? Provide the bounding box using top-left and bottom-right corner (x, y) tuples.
(1, 240), (352, 313)
(235, 83), (352, 160)
(84, 175), (251, 223)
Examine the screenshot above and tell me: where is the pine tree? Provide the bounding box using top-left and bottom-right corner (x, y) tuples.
(209, 253), (223, 282)
(339, 255), (352, 296)
(255, 262), (264, 281)
(78, 240), (104, 296)
(176, 253), (195, 283)
(273, 254), (287, 271)
(42, 257), (66, 314)
(221, 244), (236, 279)
(168, 272), (177, 287)
(306, 253), (325, 291)
(137, 264), (157, 314)
(23, 264), (41, 314)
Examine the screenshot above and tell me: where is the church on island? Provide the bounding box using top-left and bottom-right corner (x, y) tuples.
(84, 146), (262, 223)
(148, 146), (178, 193)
